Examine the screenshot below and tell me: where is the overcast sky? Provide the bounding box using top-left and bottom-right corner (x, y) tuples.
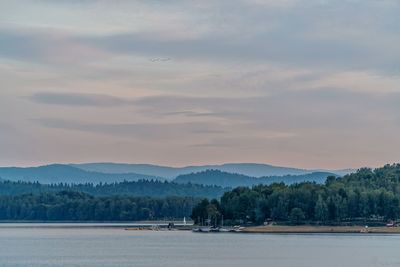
(1, 0), (400, 169)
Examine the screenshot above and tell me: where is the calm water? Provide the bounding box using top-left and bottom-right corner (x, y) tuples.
(1, 224), (399, 267)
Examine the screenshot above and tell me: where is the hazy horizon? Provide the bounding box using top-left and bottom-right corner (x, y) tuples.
(0, 160), (374, 171)
(1, 1), (400, 169)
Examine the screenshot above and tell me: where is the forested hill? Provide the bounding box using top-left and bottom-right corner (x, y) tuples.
(191, 164), (400, 225)
(0, 164), (162, 184)
(72, 162), (314, 179)
(72, 162), (352, 179)
(0, 163), (350, 185)
(174, 170), (335, 187)
(0, 179), (227, 199)
(328, 165), (400, 191)
(0, 191), (197, 221)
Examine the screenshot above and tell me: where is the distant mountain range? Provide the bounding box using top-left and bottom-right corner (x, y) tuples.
(174, 170), (335, 187)
(0, 164), (163, 184)
(0, 162), (354, 186)
(71, 162), (352, 179)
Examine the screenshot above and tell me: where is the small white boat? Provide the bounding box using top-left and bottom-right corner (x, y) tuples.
(192, 227), (211, 233)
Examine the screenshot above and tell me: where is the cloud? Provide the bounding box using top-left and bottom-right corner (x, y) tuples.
(29, 92), (129, 107)
(134, 94), (265, 112)
(28, 92), (252, 119)
(25, 88), (400, 137)
(1, 0), (400, 168)
(190, 132), (297, 148)
(2, 0), (399, 75)
(32, 118), (227, 139)
(162, 110), (230, 118)
(0, 29), (109, 66)
(65, 0), (399, 75)
(0, 122), (16, 134)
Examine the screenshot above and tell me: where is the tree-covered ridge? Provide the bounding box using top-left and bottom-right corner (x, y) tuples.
(192, 164), (400, 225)
(0, 191), (198, 221)
(0, 179), (227, 199)
(328, 165), (400, 192)
(0, 164), (163, 184)
(0, 163), (350, 184)
(174, 169), (335, 187)
(73, 162), (329, 178)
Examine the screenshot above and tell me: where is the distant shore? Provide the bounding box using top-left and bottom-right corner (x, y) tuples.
(243, 225), (400, 234)
(2, 222), (400, 234)
(0, 221), (193, 230)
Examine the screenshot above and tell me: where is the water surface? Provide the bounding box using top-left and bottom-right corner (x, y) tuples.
(0, 224), (399, 267)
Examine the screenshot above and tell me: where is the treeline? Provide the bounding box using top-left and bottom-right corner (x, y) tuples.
(0, 191), (198, 221)
(0, 179), (226, 199)
(174, 170), (333, 187)
(192, 164), (400, 225)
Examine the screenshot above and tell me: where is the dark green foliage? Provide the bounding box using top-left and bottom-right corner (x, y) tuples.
(190, 198), (221, 226)
(314, 195), (328, 222)
(0, 191), (198, 221)
(193, 164), (400, 225)
(174, 170), (335, 187)
(191, 199), (211, 224)
(290, 208), (305, 224)
(0, 179), (226, 199)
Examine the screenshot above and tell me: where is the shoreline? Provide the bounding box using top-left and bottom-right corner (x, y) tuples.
(2, 222), (400, 234)
(0, 222), (193, 229)
(242, 225), (400, 234)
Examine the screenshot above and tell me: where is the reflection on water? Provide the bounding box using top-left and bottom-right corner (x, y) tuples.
(0, 224), (399, 267)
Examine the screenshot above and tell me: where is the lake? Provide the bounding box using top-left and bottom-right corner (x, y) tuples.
(1, 224), (399, 267)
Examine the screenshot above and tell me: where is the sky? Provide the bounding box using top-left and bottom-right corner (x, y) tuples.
(1, 0), (400, 169)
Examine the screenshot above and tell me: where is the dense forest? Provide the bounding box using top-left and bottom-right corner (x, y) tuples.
(3, 164), (400, 223)
(175, 170), (334, 187)
(0, 179), (226, 199)
(0, 179), (223, 221)
(0, 191), (198, 221)
(192, 164), (400, 225)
